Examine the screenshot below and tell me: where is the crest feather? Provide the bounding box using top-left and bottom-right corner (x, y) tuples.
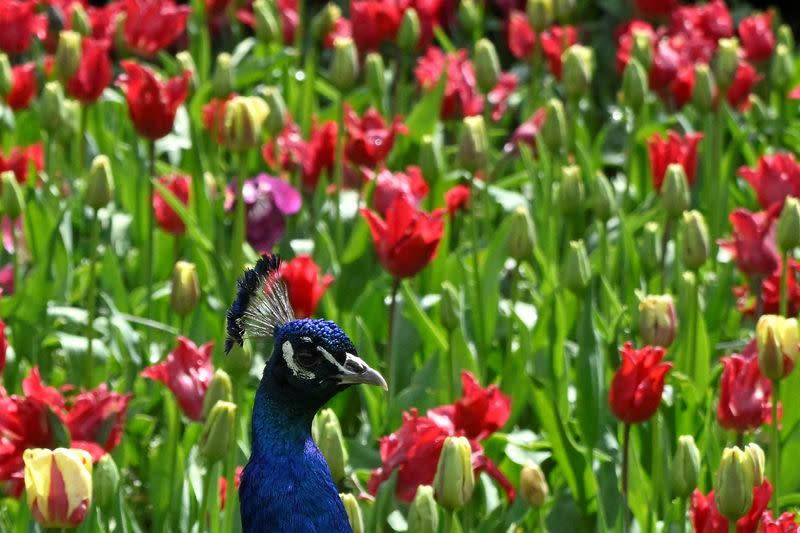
(225, 254), (295, 353)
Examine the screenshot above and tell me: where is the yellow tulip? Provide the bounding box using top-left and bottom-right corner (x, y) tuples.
(24, 448), (93, 528)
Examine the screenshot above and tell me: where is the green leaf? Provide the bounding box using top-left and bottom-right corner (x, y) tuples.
(404, 69), (447, 142)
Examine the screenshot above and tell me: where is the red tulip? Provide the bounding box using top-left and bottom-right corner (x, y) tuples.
(368, 371), (514, 502)
(726, 62), (760, 110)
(6, 63), (37, 111)
(608, 343), (672, 424)
(0, 144), (43, 185)
(444, 184), (470, 215)
(153, 175), (190, 235)
(647, 130), (703, 192)
(760, 512), (799, 533)
(360, 195), (444, 279)
(202, 94), (235, 144)
(634, 0), (678, 18)
(504, 107), (546, 155)
(718, 208), (780, 279)
(615, 21), (655, 73)
(488, 73), (517, 122)
(507, 10), (536, 61)
(738, 12), (775, 62)
(262, 120), (338, 192)
(717, 345), (774, 433)
(66, 38), (113, 104)
(236, 0), (298, 44)
(350, 0), (403, 52)
(123, 0), (191, 57)
(118, 61), (191, 140)
(415, 48), (483, 120)
(0, 368), (129, 497)
(0, 1), (46, 55)
(372, 166), (429, 216)
(86, 3), (122, 42)
(669, 64), (695, 109)
(670, 1), (733, 42)
(219, 466), (244, 510)
(540, 26), (578, 80)
(141, 337), (214, 421)
(344, 106), (407, 169)
(735, 259), (800, 318)
(405, 0), (445, 50)
(739, 153), (800, 211)
(649, 38), (685, 95)
(279, 255), (334, 319)
(690, 480), (772, 533)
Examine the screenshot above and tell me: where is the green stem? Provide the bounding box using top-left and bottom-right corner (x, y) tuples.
(387, 278), (400, 403)
(660, 218), (672, 293)
(622, 423), (631, 533)
(78, 104), (88, 175)
(85, 208), (101, 388)
(678, 497), (687, 533)
(221, 384), (241, 533)
(729, 521), (737, 533)
(625, 110), (637, 207)
(198, 462), (217, 532)
(393, 53), (408, 116)
(334, 96), (346, 251)
(299, 47), (318, 136)
(447, 329), (455, 401)
(11, 221), (20, 298)
(780, 252), (789, 316)
(772, 379), (780, 514)
(468, 175), (485, 362)
(231, 152), (247, 283)
(145, 140), (156, 351)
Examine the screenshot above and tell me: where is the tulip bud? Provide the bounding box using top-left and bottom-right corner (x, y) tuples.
(203, 369), (233, 419)
(458, 0), (480, 36)
(681, 210), (710, 270)
(671, 435), (700, 499)
(24, 448), (93, 528)
(563, 240), (591, 293)
(778, 24), (794, 50)
(92, 454), (120, 513)
(200, 401), (237, 463)
(638, 294), (677, 348)
(397, 8), (421, 52)
(440, 282), (462, 332)
(475, 39), (501, 94)
(527, 0), (554, 31)
(310, 3), (341, 43)
(407, 485), (439, 533)
(340, 493), (364, 533)
(40, 82), (65, 135)
(777, 197), (800, 252)
(55, 30), (82, 82)
(622, 59), (647, 111)
(771, 44), (794, 90)
(661, 164), (690, 218)
(559, 165), (584, 214)
(313, 409), (348, 482)
(224, 342), (253, 377)
(715, 38), (740, 90)
(631, 30), (652, 70)
(253, 0), (280, 44)
(212, 52), (235, 98)
(756, 315), (799, 381)
(508, 206), (536, 261)
(541, 98), (567, 154)
(456, 116), (489, 172)
(692, 64), (716, 112)
(593, 171), (617, 221)
(562, 45), (594, 100)
(365, 53), (386, 106)
(58, 100), (80, 142)
(640, 221), (662, 274)
(0, 53), (11, 97)
(1, 171), (25, 220)
(330, 37), (359, 92)
(744, 443), (765, 487)
(554, 0), (575, 20)
(113, 13), (129, 56)
(715, 446), (754, 523)
(433, 436), (474, 510)
(261, 87), (288, 137)
(176, 51), (199, 95)
(86, 154), (114, 210)
(419, 135), (443, 184)
(71, 4), (91, 37)
(520, 461), (549, 507)
(223, 96), (269, 151)
(170, 260), (200, 317)
(679, 271), (697, 311)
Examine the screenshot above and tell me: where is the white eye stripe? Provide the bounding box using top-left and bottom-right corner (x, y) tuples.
(316, 346), (347, 373)
(283, 341), (314, 379)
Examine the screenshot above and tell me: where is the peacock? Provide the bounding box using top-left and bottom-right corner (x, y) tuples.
(225, 254), (387, 532)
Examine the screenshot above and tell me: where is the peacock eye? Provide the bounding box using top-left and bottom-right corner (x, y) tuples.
(295, 350), (316, 369)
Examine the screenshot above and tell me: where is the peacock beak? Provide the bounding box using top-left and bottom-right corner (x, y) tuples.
(334, 353), (388, 391)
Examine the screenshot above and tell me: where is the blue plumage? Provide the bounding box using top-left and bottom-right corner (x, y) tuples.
(227, 255), (387, 533)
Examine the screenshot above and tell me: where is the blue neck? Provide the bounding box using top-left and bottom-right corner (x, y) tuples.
(250, 377), (317, 458)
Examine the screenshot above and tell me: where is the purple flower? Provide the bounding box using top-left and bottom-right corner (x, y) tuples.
(224, 174), (301, 253)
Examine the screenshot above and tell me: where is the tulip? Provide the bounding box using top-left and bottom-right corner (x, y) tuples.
(640, 222), (662, 275)
(456, 116), (489, 172)
(54, 30), (82, 83)
(118, 61), (191, 141)
(252, 0), (280, 44)
(561, 44), (594, 100)
(279, 256), (334, 319)
(67, 38), (113, 104)
(638, 294), (677, 348)
(200, 401), (237, 463)
(593, 171), (617, 221)
(527, 0), (553, 31)
(744, 443), (765, 487)
(0, 54), (10, 97)
(433, 436), (474, 510)
(92, 454), (120, 514)
(559, 165), (585, 214)
(715, 447), (754, 523)
(739, 12), (775, 62)
(419, 135), (443, 184)
(330, 38), (359, 92)
(23, 448), (93, 528)
(223, 342), (253, 378)
(1, 171), (24, 220)
(153, 174), (191, 235)
(563, 240), (591, 294)
(340, 493), (364, 533)
(310, 3), (341, 43)
(170, 261), (200, 318)
(262, 87), (288, 137)
(407, 485), (439, 533)
(458, 0), (479, 36)
(681, 210), (710, 271)
(508, 207), (536, 261)
(313, 409), (348, 482)
(474, 39), (500, 95)
(647, 131), (703, 193)
(622, 60), (647, 111)
(344, 107), (407, 169)
(715, 38), (740, 90)
(5, 63), (37, 111)
(520, 461), (549, 507)
(122, 0), (190, 57)
(222, 96), (269, 152)
(71, 4), (91, 37)
(397, 9), (421, 52)
(771, 44), (793, 90)
(86, 155), (114, 210)
(440, 282), (461, 333)
(717, 347), (773, 433)
(507, 10), (536, 61)
(756, 315), (798, 381)
(671, 435), (700, 499)
(212, 52), (235, 98)
(444, 184), (471, 216)
(777, 197), (800, 253)
(541, 98), (567, 154)
(692, 64), (716, 112)
(365, 53), (386, 106)
(203, 369), (234, 419)
(609, 343), (673, 425)
(661, 164), (690, 217)
(415, 48), (483, 120)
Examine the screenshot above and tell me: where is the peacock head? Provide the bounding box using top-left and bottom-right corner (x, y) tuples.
(225, 254), (387, 408)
